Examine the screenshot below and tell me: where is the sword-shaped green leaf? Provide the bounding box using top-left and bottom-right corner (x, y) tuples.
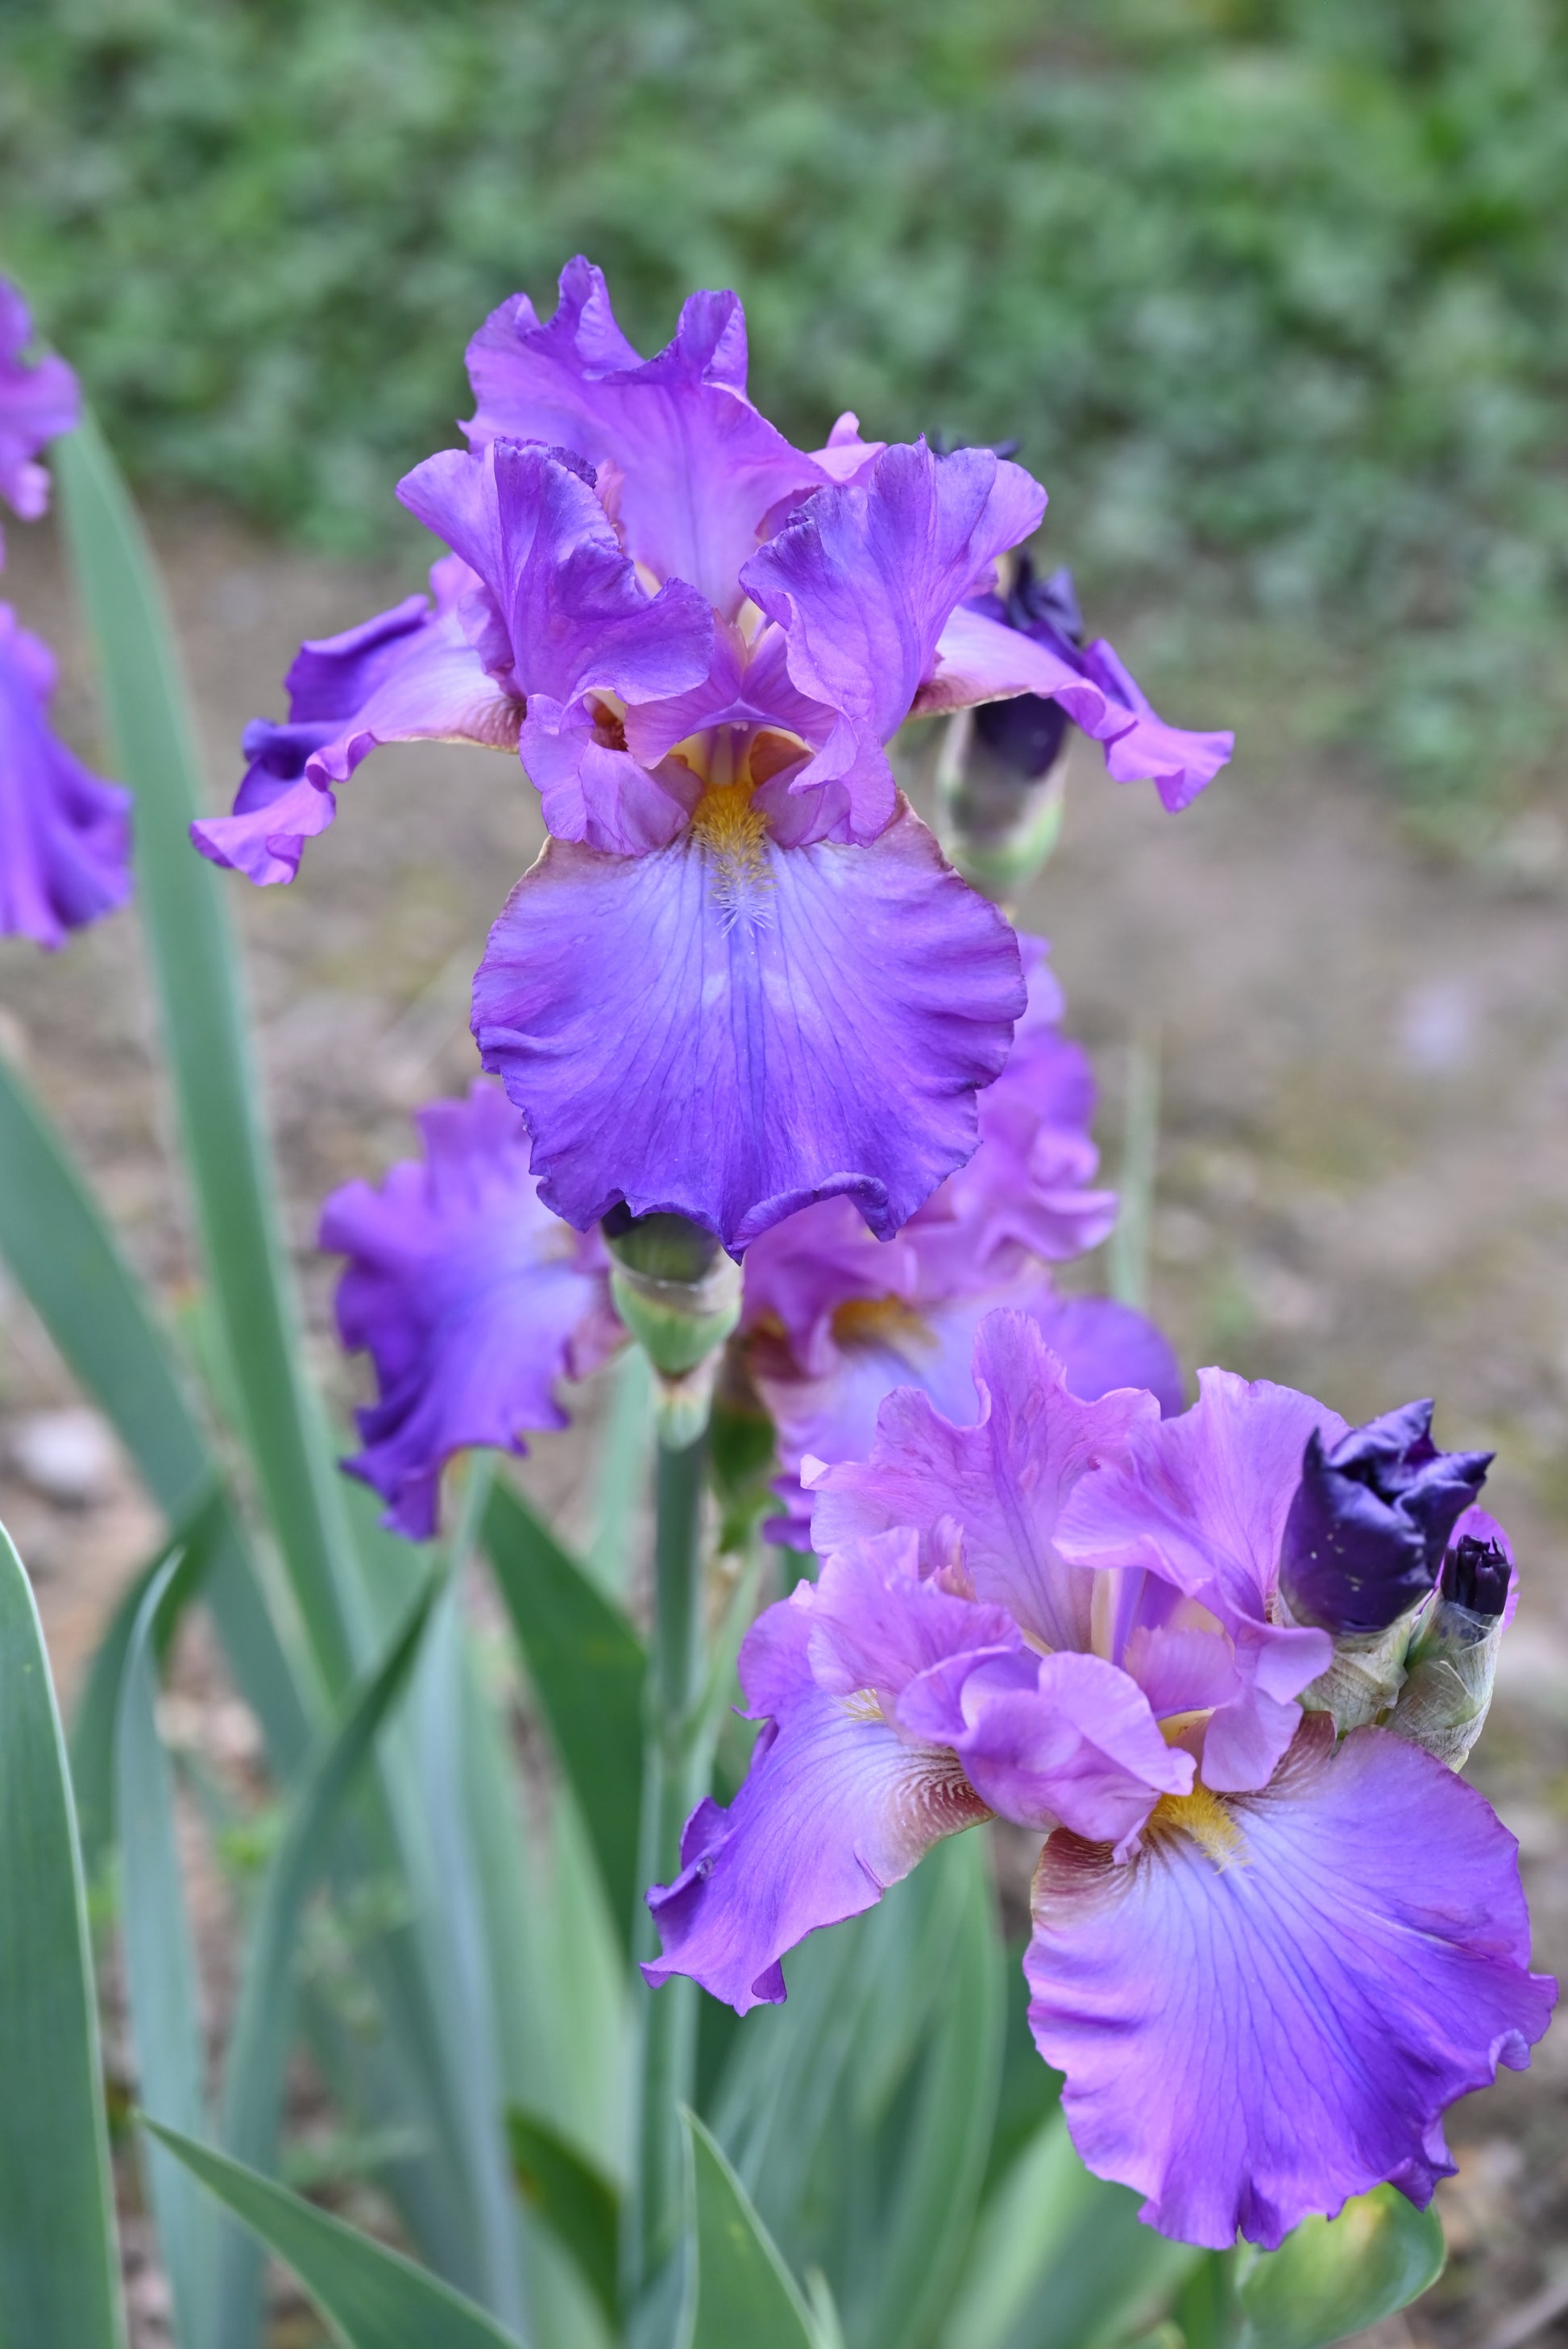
(682, 2110), (816, 2349)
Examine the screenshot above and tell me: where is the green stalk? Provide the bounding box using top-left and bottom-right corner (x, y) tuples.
(628, 1427), (711, 2328)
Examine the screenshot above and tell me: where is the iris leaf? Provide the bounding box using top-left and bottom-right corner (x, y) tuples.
(143, 2120), (527, 2349)
(507, 2105), (621, 2327)
(682, 2107), (817, 2349)
(214, 1570), (442, 2349)
(482, 1476), (646, 1949)
(1232, 2186), (1446, 2349)
(0, 1520), (126, 2349)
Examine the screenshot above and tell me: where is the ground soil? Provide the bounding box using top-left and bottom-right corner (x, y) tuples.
(2, 507), (1566, 2349)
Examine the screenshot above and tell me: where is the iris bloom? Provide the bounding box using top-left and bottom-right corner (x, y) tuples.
(740, 936), (1180, 1540)
(0, 280), (77, 558)
(320, 1081), (620, 1537)
(1, 604), (131, 948)
(645, 1314), (1554, 2247)
(195, 259), (1231, 1251)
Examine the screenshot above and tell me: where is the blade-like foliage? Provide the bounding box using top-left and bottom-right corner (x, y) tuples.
(145, 2121), (528, 2349)
(682, 2110), (816, 2349)
(56, 415), (363, 1700)
(215, 1571), (442, 2349)
(1233, 2187), (1446, 2349)
(483, 1479), (646, 1947)
(0, 1521), (126, 2349)
(115, 1556), (219, 2345)
(507, 2106), (620, 2327)
(938, 2106), (1197, 2349)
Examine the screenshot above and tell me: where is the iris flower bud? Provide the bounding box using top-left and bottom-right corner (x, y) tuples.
(935, 559), (1081, 903)
(604, 1207), (742, 1446)
(1388, 1531), (1512, 1770)
(1280, 1401), (1491, 1730)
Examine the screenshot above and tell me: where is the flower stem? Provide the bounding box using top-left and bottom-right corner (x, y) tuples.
(628, 1423), (710, 2329)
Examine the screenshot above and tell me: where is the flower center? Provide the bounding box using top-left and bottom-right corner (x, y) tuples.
(1144, 1783), (1246, 1870)
(830, 1295), (935, 1357)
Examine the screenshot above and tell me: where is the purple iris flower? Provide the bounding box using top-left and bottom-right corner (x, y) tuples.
(195, 259), (1230, 1252)
(645, 1318), (1555, 2249)
(319, 1081), (622, 1538)
(739, 937), (1180, 1540)
(1280, 1398), (1492, 1634)
(1, 604), (132, 948)
(0, 280), (78, 559)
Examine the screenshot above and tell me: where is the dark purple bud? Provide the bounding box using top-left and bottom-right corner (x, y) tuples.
(1441, 1533), (1510, 1619)
(927, 429), (1022, 461)
(973, 560), (1087, 780)
(1280, 1400), (1492, 1635)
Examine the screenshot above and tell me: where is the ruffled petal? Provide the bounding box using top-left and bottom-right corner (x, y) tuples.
(193, 557), (521, 886)
(0, 603), (131, 948)
(899, 1646), (1193, 1848)
(810, 1309), (1159, 1646)
(0, 280), (78, 544)
(463, 259), (823, 615)
(916, 604), (1234, 812)
(1056, 1369), (1343, 1790)
(643, 1530), (1000, 2011)
(319, 1081), (617, 1538)
(1027, 1718), (1557, 2250)
(740, 442), (1047, 841)
(472, 797), (1024, 1252)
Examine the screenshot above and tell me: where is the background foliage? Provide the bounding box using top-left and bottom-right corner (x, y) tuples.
(3, 0), (1566, 786)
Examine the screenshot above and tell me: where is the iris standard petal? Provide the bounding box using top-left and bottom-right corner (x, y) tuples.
(1027, 1716), (1557, 2251)
(463, 259), (823, 616)
(193, 557), (522, 885)
(471, 796), (1024, 1252)
(0, 603), (131, 948)
(319, 1081), (617, 1538)
(741, 442), (1047, 840)
(915, 604), (1234, 812)
(811, 1309), (1159, 1650)
(0, 279), (78, 546)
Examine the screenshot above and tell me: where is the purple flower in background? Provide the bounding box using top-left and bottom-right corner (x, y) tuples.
(320, 1081), (621, 1538)
(645, 1321), (1555, 2248)
(197, 259), (1230, 1251)
(0, 280), (78, 558)
(1280, 1398), (1492, 1634)
(739, 937), (1179, 1540)
(0, 604), (131, 948)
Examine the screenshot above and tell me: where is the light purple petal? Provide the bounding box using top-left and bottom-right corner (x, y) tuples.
(643, 1530), (1000, 2010)
(0, 280), (78, 548)
(0, 603), (131, 948)
(916, 603), (1234, 813)
(740, 442), (1047, 841)
(319, 1081), (618, 1538)
(1027, 1718), (1557, 2249)
(898, 1646), (1192, 1849)
(463, 259), (823, 616)
(1056, 1369), (1343, 1789)
(810, 1308), (1159, 1649)
(193, 557), (522, 886)
(472, 799), (1024, 1252)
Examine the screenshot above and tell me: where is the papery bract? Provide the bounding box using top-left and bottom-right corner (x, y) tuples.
(0, 604), (131, 948)
(320, 1080), (620, 1538)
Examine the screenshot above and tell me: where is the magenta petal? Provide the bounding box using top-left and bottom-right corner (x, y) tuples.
(193, 558), (522, 886)
(917, 604), (1234, 812)
(319, 1081), (617, 1538)
(0, 604), (131, 948)
(643, 1531), (999, 2011)
(811, 1309), (1159, 1650)
(463, 259), (823, 616)
(472, 799), (1024, 1251)
(1027, 1719), (1557, 2250)
(0, 280), (78, 546)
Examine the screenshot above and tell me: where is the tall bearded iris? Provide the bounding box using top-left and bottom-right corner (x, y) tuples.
(194, 259), (1231, 1251)
(645, 1313), (1554, 2248)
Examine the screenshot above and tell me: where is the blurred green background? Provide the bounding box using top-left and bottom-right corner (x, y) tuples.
(2, 0), (1565, 817)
